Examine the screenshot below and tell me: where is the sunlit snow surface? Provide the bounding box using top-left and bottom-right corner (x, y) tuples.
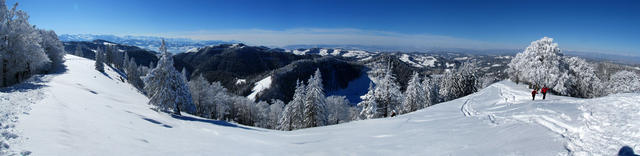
(247, 76), (272, 100)
(2, 55), (638, 155)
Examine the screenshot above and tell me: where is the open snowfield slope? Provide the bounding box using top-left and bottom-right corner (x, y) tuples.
(2, 55), (639, 155)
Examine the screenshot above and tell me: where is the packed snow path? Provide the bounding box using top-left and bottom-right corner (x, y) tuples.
(2, 55), (638, 155)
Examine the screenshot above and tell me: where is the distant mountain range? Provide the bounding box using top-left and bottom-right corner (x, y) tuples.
(59, 34), (237, 53)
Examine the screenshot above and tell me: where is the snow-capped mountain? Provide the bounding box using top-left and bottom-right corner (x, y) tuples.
(2, 55), (638, 155)
(59, 34), (236, 53)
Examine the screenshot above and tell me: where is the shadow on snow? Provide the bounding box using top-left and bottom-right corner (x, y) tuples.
(170, 114), (261, 131)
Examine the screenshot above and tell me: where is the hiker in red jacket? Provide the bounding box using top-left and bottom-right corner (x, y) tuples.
(541, 86), (549, 100)
(531, 89), (537, 101)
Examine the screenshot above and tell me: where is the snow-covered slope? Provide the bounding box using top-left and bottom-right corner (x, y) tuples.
(3, 55), (639, 155)
(247, 76), (272, 100)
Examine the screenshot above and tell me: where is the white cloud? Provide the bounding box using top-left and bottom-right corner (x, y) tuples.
(147, 28), (519, 50)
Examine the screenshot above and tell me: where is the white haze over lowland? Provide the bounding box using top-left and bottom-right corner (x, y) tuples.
(147, 28), (521, 50)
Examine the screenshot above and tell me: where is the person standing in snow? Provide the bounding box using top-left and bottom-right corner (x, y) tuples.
(531, 89), (537, 101)
(541, 86), (548, 100)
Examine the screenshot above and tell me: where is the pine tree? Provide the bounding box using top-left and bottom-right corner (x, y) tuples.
(422, 77), (437, 107)
(402, 72), (426, 114)
(143, 39), (195, 115)
(374, 65), (403, 118)
(303, 69), (327, 128)
(95, 48), (105, 72)
(123, 52), (129, 69)
(126, 58), (144, 90)
(278, 80), (306, 130)
(357, 82), (378, 119)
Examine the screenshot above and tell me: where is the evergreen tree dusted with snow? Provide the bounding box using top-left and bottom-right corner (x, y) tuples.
(143, 40), (195, 115)
(303, 69), (328, 128)
(606, 70), (640, 94)
(439, 62), (479, 101)
(278, 80), (306, 130)
(125, 57), (144, 90)
(374, 65), (404, 118)
(402, 72), (426, 114)
(358, 82), (378, 119)
(422, 76), (438, 107)
(95, 47), (105, 72)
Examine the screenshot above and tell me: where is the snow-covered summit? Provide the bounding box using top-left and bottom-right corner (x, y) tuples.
(2, 55), (638, 155)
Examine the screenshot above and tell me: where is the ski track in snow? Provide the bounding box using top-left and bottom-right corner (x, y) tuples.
(462, 82), (640, 155)
(1, 54), (638, 155)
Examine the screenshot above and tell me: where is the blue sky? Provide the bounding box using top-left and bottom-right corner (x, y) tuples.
(6, 0), (640, 54)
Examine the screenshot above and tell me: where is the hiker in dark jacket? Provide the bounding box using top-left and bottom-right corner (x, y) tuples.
(531, 89), (537, 101)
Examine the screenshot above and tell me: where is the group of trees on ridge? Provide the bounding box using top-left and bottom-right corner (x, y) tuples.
(507, 37), (640, 98)
(0, 1), (65, 87)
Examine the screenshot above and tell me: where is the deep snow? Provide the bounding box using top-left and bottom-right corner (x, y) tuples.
(1, 54), (639, 155)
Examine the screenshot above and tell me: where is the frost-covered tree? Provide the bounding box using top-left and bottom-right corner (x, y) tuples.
(255, 101), (271, 128)
(123, 52), (129, 69)
(278, 80), (306, 131)
(0, 1), (51, 87)
(74, 43), (84, 58)
(422, 76), (438, 107)
(606, 70), (640, 94)
(143, 40), (195, 115)
(402, 72), (426, 114)
(95, 48), (105, 72)
(507, 37), (564, 90)
(357, 82), (378, 119)
(374, 65), (404, 117)
(126, 58), (144, 90)
(303, 69), (327, 128)
(211, 81), (231, 120)
(326, 95), (351, 125)
(564, 57), (603, 98)
(440, 62), (479, 101)
(269, 99), (285, 129)
(38, 29), (65, 68)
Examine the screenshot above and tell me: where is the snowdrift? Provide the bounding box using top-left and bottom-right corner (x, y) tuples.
(3, 55), (639, 155)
